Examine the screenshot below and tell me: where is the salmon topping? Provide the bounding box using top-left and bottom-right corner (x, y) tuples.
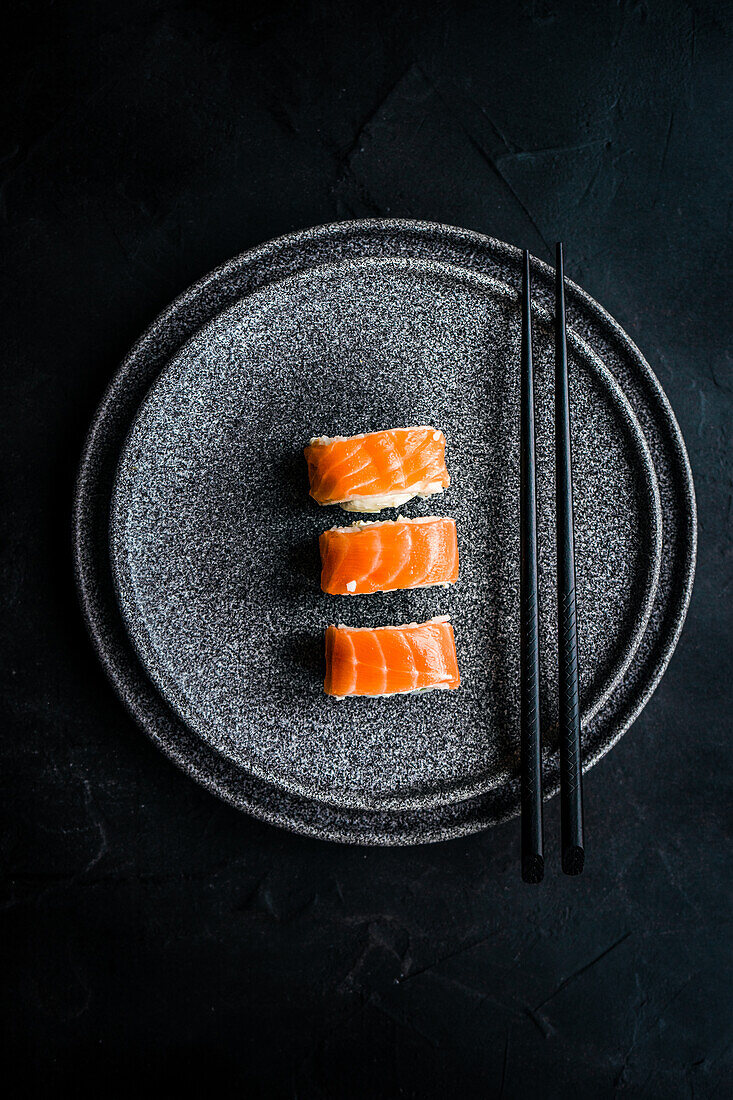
(324, 618), (461, 698)
(319, 516), (459, 595)
(305, 427), (450, 511)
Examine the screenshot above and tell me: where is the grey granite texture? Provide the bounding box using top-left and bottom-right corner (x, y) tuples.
(106, 234), (671, 819)
(78, 219), (690, 845)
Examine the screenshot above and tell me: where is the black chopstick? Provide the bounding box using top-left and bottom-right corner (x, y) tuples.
(520, 249), (544, 884)
(555, 243), (585, 875)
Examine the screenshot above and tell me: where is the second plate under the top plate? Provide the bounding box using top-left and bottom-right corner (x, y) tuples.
(110, 254), (660, 810)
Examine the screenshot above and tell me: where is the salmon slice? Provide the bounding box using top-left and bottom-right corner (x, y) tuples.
(320, 516), (459, 595)
(304, 426), (450, 512)
(324, 617), (461, 698)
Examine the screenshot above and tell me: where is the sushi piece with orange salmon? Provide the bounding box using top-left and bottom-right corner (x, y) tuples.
(304, 426), (450, 512)
(320, 516), (459, 596)
(324, 617), (461, 698)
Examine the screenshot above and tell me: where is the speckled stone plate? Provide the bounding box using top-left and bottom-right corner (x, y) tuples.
(75, 220), (696, 842)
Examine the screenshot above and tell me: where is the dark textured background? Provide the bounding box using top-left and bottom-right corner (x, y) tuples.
(1, 1), (731, 1096)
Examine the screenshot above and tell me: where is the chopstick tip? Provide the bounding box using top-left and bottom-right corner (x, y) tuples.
(562, 845), (585, 876)
(522, 853), (544, 884)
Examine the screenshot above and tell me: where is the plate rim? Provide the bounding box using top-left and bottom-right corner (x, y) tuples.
(73, 217), (697, 843)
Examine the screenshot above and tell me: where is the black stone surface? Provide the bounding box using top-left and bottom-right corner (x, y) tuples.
(1, 2), (730, 1096)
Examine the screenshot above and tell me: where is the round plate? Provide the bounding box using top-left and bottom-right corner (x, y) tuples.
(110, 257), (661, 811)
(74, 220), (696, 843)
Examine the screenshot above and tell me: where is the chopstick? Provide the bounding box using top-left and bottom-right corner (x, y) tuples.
(555, 243), (585, 874)
(520, 249), (544, 884)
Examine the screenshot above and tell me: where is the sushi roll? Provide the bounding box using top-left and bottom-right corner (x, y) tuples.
(304, 426), (450, 512)
(319, 516), (459, 596)
(324, 617), (461, 698)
